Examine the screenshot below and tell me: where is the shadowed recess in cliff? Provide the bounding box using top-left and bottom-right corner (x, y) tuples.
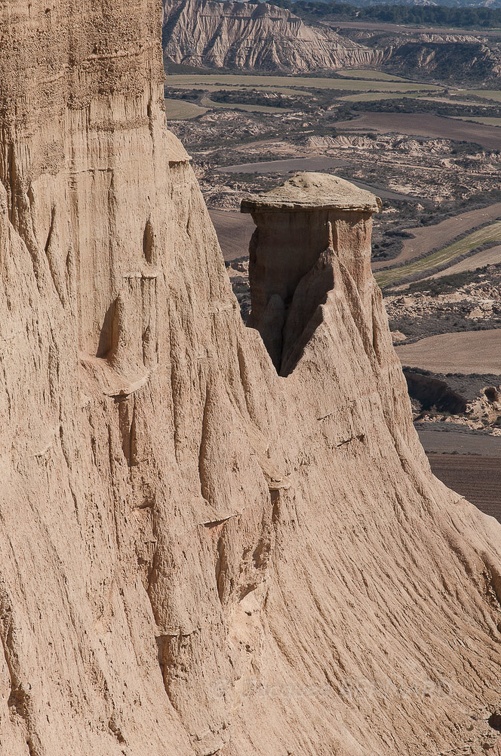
(403, 368), (468, 414)
(241, 172), (381, 375)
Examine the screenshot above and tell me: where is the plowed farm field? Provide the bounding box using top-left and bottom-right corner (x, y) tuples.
(428, 454), (501, 522)
(335, 113), (501, 150)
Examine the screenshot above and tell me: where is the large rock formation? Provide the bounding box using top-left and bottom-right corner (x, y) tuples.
(163, 0), (377, 72)
(0, 2), (500, 756)
(340, 26), (501, 82)
(242, 173), (381, 374)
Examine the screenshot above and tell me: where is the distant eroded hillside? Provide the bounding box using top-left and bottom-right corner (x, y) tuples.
(163, 0), (379, 72)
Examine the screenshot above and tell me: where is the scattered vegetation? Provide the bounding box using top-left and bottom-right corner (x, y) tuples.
(406, 270), (482, 296)
(337, 97), (501, 119)
(274, 0), (501, 30)
(201, 96), (291, 113)
(209, 88), (303, 109)
(465, 89), (501, 103)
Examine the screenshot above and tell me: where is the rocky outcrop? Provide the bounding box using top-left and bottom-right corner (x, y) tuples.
(242, 173), (381, 374)
(341, 26), (501, 81)
(163, 0), (378, 72)
(0, 2), (500, 756)
(384, 37), (501, 80)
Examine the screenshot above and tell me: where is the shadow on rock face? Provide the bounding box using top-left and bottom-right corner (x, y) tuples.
(403, 369), (468, 414)
(279, 247), (335, 376)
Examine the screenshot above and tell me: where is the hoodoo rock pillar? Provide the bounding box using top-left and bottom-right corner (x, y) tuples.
(241, 172), (381, 374)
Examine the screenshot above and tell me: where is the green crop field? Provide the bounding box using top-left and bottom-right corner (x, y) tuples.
(200, 97), (291, 114)
(376, 220), (501, 288)
(166, 74), (442, 94)
(336, 69), (410, 82)
(164, 98), (208, 120)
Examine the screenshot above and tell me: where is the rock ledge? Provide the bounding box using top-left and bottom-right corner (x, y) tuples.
(241, 172), (382, 213)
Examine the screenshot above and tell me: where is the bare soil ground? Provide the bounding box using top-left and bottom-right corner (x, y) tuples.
(208, 209), (255, 261)
(417, 429), (501, 523)
(453, 115), (501, 127)
(396, 329), (501, 373)
(418, 427), (501, 456)
(335, 112), (501, 150)
(427, 454), (501, 521)
(372, 201), (501, 271)
(165, 98), (208, 120)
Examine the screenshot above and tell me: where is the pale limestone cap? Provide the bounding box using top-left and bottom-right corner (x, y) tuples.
(241, 172), (381, 213)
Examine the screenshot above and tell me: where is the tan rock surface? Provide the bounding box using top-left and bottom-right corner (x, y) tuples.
(0, 3), (500, 756)
(241, 172), (382, 213)
(163, 0), (378, 73)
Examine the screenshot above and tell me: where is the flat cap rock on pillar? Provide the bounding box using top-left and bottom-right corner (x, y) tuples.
(241, 172), (381, 373)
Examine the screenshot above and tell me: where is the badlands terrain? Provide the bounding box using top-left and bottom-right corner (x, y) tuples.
(164, 9), (501, 523)
(163, 0), (501, 79)
(163, 0), (377, 72)
(0, 1), (500, 754)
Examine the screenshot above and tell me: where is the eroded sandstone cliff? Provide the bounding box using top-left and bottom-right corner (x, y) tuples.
(162, 0), (378, 72)
(0, 2), (500, 755)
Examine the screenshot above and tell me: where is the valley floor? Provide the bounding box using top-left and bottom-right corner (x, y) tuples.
(167, 64), (501, 524)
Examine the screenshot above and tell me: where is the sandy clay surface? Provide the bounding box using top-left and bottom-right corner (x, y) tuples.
(397, 329), (501, 373)
(335, 112), (501, 150)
